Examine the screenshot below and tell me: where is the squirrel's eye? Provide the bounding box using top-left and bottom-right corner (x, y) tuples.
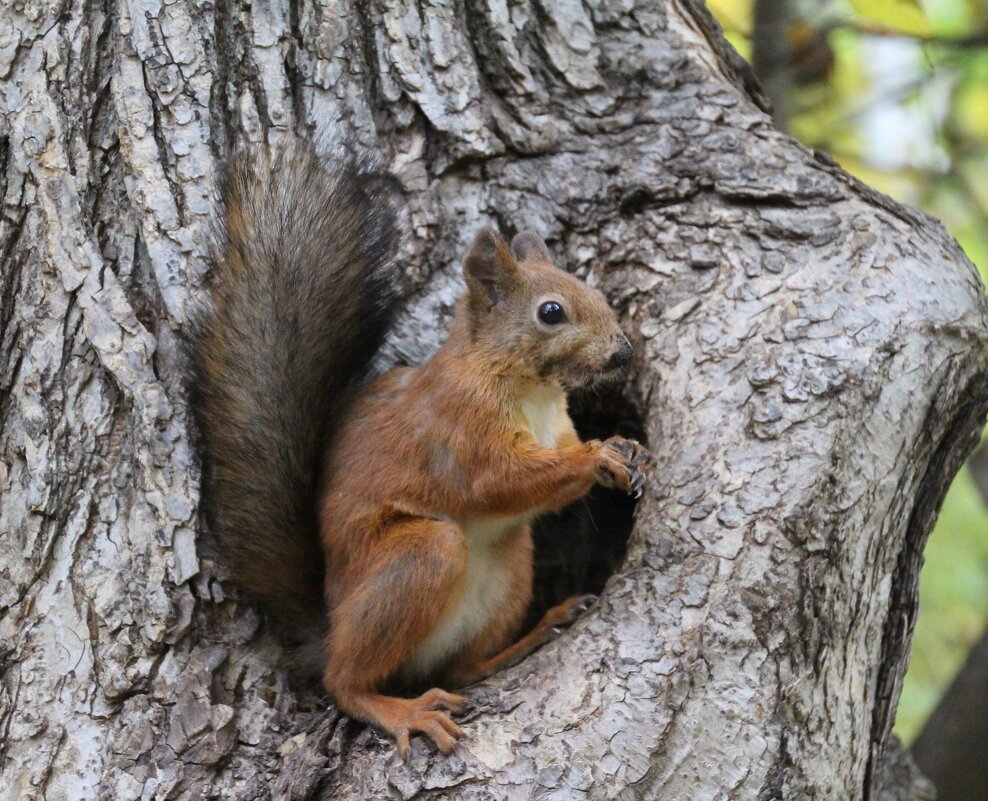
(537, 301), (566, 325)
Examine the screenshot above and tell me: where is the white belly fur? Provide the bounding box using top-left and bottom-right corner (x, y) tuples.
(402, 385), (569, 679)
(402, 516), (523, 679)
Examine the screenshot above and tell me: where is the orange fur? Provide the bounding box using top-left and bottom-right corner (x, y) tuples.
(318, 227), (654, 756)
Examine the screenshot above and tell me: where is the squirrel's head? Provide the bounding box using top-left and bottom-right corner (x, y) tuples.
(462, 227), (632, 391)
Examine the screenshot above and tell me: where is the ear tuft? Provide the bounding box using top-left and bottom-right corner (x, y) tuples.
(511, 230), (551, 263)
(464, 227), (501, 280)
(464, 226), (518, 310)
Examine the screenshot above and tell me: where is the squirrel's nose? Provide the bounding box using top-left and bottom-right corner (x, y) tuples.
(605, 338), (633, 370)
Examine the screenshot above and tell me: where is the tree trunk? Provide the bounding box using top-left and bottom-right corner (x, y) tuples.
(752, 0), (794, 129)
(911, 624), (988, 800)
(908, 447), (988, 801)
(2, 2), (986, 800)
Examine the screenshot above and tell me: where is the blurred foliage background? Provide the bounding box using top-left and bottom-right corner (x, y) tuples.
(705, 0), (988, 777)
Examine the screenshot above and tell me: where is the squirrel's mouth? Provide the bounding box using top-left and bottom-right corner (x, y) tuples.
(553, 353), (631, 392)
(562, 363), (627, 392)
(594, 361), (630, 384)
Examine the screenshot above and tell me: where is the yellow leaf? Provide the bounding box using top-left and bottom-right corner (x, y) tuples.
(724, 31), (753, 62)
(706, 0), (752, 36)
(849, 0), (933, 37)
(955, 82), (988, 142)
(833, 155), (920, 204)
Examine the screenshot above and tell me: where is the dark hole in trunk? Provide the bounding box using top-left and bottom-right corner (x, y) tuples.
(524, 381), (647, 631)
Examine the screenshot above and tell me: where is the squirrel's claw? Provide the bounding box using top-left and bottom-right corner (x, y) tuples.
(597, 436), (655, 498)
(572, 593), (596, 613)
(628, 469), (644, 498)
(541, 593), (598, 631)
(397, 731), (412, 762)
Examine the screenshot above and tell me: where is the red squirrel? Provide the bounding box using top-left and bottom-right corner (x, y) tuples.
(190, 138), (654, 757)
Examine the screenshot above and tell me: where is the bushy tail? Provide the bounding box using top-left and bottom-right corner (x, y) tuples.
(188, 138), (402, 646)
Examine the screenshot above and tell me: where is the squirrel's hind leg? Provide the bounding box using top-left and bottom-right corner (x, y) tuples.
(442, 524), (593, 686)
(322, 517), (470, 757)
(445, 593), (596, 687)
(445, 525), (594, 687)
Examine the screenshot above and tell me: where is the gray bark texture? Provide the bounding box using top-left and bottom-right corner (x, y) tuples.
(2, 1), (986, 799)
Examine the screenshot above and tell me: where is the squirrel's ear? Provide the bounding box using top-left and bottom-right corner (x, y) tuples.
(511, 231), (551, 263)
(464, 226), (520, 311)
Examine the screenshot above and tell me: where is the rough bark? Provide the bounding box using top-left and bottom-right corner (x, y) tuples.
(2, 1), (986, 800)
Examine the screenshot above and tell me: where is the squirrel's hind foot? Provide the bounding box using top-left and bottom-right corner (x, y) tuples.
(392, 689), (469, 759)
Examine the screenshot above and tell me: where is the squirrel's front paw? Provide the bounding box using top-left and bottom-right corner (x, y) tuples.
(594, 437), (656, 498)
